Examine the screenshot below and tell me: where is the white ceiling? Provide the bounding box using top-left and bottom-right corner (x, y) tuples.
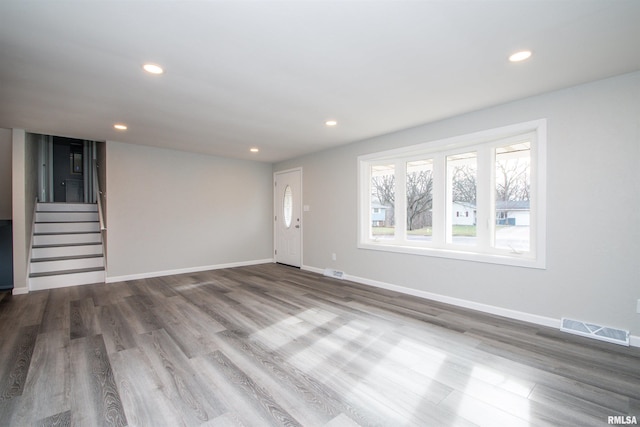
(1, 1), (639, 163)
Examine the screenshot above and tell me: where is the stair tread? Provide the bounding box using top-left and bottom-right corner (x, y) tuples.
(37, 203), (96, 206)
(33, 242), (102, 249)
(36, 206), (97, 209)
(35, 221), (99, 224)
(30, 266), (105, 278)
(37, 211), (97, 214)
(34, 231), (101, 236)
(36, 209), (97, 213)
(31, 254), (104, 263)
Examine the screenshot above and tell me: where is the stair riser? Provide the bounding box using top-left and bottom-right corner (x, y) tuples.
(30, 270), (106, 291)
(32, 245), (103, 259)
(31, 257), (104, 274)
(36, 212), (99, 222)
(37, 203), (97, 212)
(34, 222), (100, 233)
(33, 233), (101, 246)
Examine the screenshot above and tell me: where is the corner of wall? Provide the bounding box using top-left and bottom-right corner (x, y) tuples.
(11, 129), (27, 291)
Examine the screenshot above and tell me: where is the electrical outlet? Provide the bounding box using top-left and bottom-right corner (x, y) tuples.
(331, 253), (337, 261)
(637, 299), (640, 314)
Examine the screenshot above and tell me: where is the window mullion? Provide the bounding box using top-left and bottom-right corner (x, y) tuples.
(528, 133), (539, 257)
(431, 153), (446, 246)
(476, 147), (493, 251)
(395, 159), (407, 243)
(361, 161), (373, 242)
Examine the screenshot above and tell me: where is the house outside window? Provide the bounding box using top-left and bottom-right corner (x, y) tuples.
(371, 201), (390, 228)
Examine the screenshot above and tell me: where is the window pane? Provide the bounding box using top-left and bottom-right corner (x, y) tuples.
(283, 185), (293, 228)
(371, 164), (395, 239)
(406, 160), (433, 241)
(447, 152), (477, 245)
(495, 141), (531, 252)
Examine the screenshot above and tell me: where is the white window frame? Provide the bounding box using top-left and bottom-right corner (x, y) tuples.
(358, 119), (547, 269)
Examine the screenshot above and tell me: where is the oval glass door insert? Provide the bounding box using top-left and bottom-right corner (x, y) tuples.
(283, 185), (293, 228)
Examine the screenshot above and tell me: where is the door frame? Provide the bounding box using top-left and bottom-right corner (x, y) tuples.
(38, 136), (97, 204)
(273, 167), (303, 267)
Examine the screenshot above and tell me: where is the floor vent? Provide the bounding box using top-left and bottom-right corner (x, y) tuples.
(560, 318), (629, 346)
(323, 268), (345, 280)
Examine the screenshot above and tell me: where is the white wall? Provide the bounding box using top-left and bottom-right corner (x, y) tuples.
(105, 141), (273, 280)
(0, 129), (12, 219)
(10, 130), (26, 293)
(275, 72), (640, 337)
(11, 129), (39, 293)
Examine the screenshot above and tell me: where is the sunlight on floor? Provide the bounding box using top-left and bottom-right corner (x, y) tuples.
(286, 322), (361, 374)
(174, 281), (214, 291)
(468, 365), (533, 397)
(249, 308), (329, 349)
(450, 365), (533, 426)
(247, 307), (535, 426)
(347, 338), (448, 421)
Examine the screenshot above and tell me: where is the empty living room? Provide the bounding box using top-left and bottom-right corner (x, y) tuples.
(1, 1), (639, 426)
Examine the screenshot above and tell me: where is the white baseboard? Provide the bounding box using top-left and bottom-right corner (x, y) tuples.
(106, 258), (274, 283)
(12, 287), (29, 295)
(302, 264), (639, 348)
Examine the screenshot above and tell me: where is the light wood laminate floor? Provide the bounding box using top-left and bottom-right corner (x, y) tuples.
(0, 263), (638, 426)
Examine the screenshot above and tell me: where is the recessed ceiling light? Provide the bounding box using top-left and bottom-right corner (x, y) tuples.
(509, 50), (532, 62)
(250, 147), (259, 153)
(325, 120), (338, 126)
(113, 123), (128, 130)
(143, 63), (164, 74)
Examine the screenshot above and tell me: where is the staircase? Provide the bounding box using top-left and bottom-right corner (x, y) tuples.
(30, 203), (105, 291)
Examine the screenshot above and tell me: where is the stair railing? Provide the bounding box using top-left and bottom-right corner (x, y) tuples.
(93, 160), (107, 273)
(93, 160), (106, 232)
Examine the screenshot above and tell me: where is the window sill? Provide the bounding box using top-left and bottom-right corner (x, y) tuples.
(358, 241), (545, 269)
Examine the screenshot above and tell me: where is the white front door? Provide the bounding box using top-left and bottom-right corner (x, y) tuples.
(275, 169), (302, 267)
